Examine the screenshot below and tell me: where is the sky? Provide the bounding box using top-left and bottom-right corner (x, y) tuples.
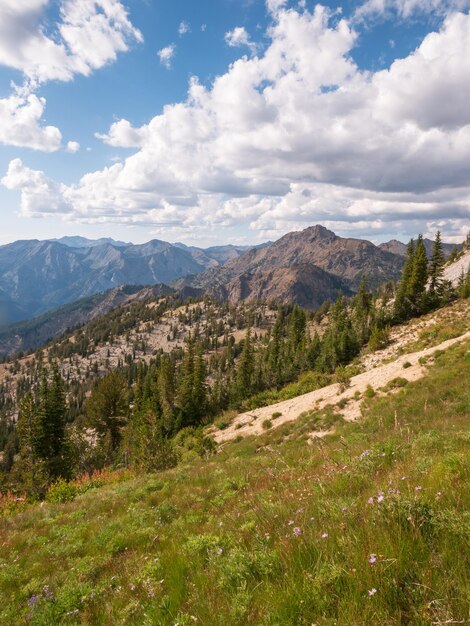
(0, 0), (469, 248)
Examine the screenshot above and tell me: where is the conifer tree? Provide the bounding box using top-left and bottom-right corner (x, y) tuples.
(86, 371), (128, 450)
(409, 235), (428, 314)
(237, 328), (255, 400)
(34, 365), (71, 481)
(394, 238), (415, 320)
(429, 230), (445, 296)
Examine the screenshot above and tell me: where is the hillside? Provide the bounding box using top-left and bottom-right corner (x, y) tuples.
(180, 225), (405, 306)
(0, 313), (468, 625)
(0, 284), (176, 357)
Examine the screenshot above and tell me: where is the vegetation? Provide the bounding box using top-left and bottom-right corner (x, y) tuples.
(0, 339), (468, 624)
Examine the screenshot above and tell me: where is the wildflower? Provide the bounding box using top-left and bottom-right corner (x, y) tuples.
(435, 491), (442, 500)
(367, 497), (374, 505)
(216, 547), (223, 555)
(293, 527), (302, 536)
(368, 588), (377, 597)
(321, 532), (328, 539)
(415, 486), (423, 492)
(129, 584), (136, 591)
(341, 506), (348, 512)
(310, 516), (315, 522)
(377, 493), (384, 503)
(43, 586), (54, 601)
(28, 595), (38, 608)
(287, 519), (295, 526)
(368, 554), (377, 564)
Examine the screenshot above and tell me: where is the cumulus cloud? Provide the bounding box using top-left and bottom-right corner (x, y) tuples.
(0, 0), (142, 84)
(158, 44), (176, 69)
(4, 4), (470, 241)
(225, 27), (258, 54)
(0, 92), (62, 151)
(1, 158), (71, 215)
(0, 0), (141, 151)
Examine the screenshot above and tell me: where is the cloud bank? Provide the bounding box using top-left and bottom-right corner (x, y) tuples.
(3, 3), (470, 242)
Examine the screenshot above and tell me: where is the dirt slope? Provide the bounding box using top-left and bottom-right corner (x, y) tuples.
(214, 330), (470, 443)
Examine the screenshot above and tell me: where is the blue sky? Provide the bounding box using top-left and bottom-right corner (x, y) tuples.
(0, 0), (469, 247)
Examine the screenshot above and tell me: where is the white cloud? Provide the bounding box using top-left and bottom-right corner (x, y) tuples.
(0, 92), (62, 151)
(266, 0), (288, 16)
(225, 27), (258, 54)
(158, 44), (176, 69)
(355, 0), (470, 21)
(66, 140), (80, 153)
(0, 0), (142, 151)
(0, 0), (142, 84)
(1, 158), (71, 215)
(4, 5), (470, 241)
(178, 21), (190, 36)
(95, 119), (146, 148)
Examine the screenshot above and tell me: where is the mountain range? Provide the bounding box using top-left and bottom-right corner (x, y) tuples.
(0, 238), (253, 326)
(0, 226), (460, 356)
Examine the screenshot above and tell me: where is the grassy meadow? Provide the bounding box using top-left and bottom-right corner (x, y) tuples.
(1, 340), (469, 625)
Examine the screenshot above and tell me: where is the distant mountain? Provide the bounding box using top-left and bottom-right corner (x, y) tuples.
(0, 238), (260, 326)
(379, 238), (456, 258)
(178, 225), (405, 307)
(49, 236), (131, 248)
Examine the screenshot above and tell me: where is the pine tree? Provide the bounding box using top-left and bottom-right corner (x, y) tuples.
(429, 230), (445, 297)
(237, 328), (255, 400)
(409, 235), (428, 314)
(86, 371), (128, 450)
(394, 238), (415, 321)
(35, 365), (71, 481)
(15, 393), (46, 495)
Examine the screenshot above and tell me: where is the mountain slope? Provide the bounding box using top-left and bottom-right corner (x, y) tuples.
(0, 284), (175, 356)
(1, 330), (468, 625)
(181, 225), (404, 307)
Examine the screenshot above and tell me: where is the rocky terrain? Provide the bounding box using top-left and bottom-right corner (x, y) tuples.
(181, 226), (405, 302)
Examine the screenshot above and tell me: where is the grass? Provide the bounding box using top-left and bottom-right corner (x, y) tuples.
(0, 340), (469, 625)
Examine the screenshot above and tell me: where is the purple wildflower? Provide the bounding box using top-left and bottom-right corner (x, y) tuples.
(368, 554), (377, 564)
(293, 527), (302, 536)
(368, 588), (377, 597)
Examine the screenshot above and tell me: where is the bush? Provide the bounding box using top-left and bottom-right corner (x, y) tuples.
(387, 377), (408, 389)
(45, 478), (78, 504)
(364, 384), (375, 398)
(272, 412), (282, 419)
(262, 419), (273, 430)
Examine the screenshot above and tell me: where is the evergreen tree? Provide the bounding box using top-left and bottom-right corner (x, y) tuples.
(429, 231), (445, 297)
(86, 371), (128, 450)
(409, 235), (428, 314)
(35, 365), (71, 481)
(237, 328), (255, 400)
(394, 238), (415, 320)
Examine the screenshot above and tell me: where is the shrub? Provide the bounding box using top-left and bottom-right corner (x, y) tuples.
(262, 419), (273, 430)
(364, 384), (376, 398)
(45, 478), (78, 504)
(402, 361), (412, 369)
(272, 412), (282, 419)
(387, 377), (408, 389)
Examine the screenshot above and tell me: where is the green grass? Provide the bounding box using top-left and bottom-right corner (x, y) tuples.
(1, 341), (469, 625)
